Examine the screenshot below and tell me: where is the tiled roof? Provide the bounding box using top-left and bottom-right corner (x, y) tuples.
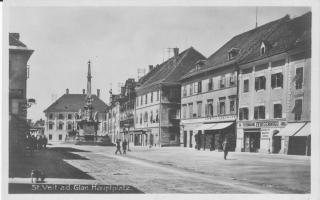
(44, 94), (107, 113)
(181, 14), (290, 80)
(240, 11), (311, 64)
(137, 47), (206, 91)
(9, 33), (27, 47)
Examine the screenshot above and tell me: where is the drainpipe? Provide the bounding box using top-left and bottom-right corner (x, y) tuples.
(159, 85), (162, 147)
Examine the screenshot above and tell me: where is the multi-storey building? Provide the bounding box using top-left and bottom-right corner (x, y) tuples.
(9, 33), (34, 154)
(179, 14), (289, 151)
(237, 12), (311, 155)
(134, 47), (205, 147)
(44, 89), (107, 142)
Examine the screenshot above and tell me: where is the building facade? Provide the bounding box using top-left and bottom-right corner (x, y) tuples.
(237, 12), (311, 155)
(134, 47), (206, 147)
(9, 33), (34, 155)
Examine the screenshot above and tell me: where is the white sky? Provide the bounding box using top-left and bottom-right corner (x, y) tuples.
(7, 6), (310, 121)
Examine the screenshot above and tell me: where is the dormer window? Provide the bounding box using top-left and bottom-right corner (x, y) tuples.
(260, 42), (266, 55)
(195, 60), (206, 71)
(228, 48), (240, 60)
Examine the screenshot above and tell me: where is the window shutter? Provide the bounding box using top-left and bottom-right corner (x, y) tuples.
(261, 106), (265, 119)
(279, 73), (283, 88)
(254, 107), (258, 119)
(217, 102), (220, 115)
(262, 76), (266, 89)
(271, 74), (275, 88)
(255, 77), (258, 90)
(239, 108), (243, 120)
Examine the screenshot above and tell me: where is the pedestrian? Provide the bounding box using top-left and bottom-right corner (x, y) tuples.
(122, 139), (127, 154)
(115, 139), (122, 155)
(222, 138), (229, 160)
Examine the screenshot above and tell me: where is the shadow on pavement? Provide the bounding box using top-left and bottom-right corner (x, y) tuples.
(9, 147), (94, 180)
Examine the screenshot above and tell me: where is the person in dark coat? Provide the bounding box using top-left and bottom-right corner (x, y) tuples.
(43, 136), (48, 149)
(115, 139), (122, 155)
(222, 138), (229, 160)
(122, 139), (127, 154)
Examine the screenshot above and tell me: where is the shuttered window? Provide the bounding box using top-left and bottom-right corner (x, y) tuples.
(255, 76), (266, 90)
(271, 73), (283, 88)
(254, 106), (265, 119)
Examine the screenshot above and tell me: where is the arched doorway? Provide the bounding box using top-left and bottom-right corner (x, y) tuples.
(272, 130), (281, 153)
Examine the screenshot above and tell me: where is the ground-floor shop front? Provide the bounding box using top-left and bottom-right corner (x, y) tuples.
(237, 120), (310, 155)
(181, 119), (237, 151)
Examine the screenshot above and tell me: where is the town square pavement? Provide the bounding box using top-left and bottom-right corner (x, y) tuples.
(9, 143), (310, 193)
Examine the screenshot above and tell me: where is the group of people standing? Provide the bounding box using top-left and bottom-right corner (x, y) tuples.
(115, 139), (128, 155)
(195, 135), (230, 160)
(26, 133), (48, 155)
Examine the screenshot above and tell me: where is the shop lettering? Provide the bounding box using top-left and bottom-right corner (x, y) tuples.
(256, 121), (279, 127)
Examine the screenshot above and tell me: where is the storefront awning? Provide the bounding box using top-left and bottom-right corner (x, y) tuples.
(276, 123), (305, 136)
(195, 122), (233, 131)
(293, 122), (310, 136)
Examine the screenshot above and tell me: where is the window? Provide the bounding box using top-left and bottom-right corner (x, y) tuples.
(49, 134), (52, 140)
(49, 113), (53, 119)
(156, 110), (159, 122)
(218, 100), (225, 115)
(295, 67), (303, 89)
(140, 96), (143, 105)
(271, 73), (283, 88)
(151, 92), (153, 103)
(150, 111), (153, 123)
(229, 74), (236, 86)
(274, 104), (282, 118)
(198, 81), (202, 93)
(68, 114), (72, 120)
(144, 112), (148, 122)
(197, 101), (202, 117)
(145, 94), (148, 104)
(157, 90), (160, 101)
(243, 79), (249, 92)
(49, 123), (53, 130)
(188, 103), (193, 118)
(208, 78), (213, 91)
(67, 124), (72, 130)
(255, 76), (266, 90)
(206, 100), (214, 117)
(254, 106), (265, 119)
(228, 48), (240, 60)
(136, 98), (139, 107)
(136, 115), (139, 124)
(189, 84), (193, 95)
(59, 134), (62, 140)
(182, 104), (187, 119)
(170, 133), (176, 141)
(183, 86), (187, 97)
(230, 99), (236, 114)
(58, 123), (64, 130)
(293, 99), (303, 120)
(58, 114), (64, 119)
(220, 77), (226, 88)
(140, 113), (142, 124)
(239, 108), (249, 120)
(194, 82), (198, 94)
(260, 46), (265, 55)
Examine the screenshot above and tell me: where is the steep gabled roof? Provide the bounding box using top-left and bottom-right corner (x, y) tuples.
(44, 94), (107, 113)
(137, 47), (206, 91)
(240, 11), (311, 64)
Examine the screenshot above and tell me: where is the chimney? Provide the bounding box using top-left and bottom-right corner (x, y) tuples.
(148, 65), (153, 72)
(97, 89), (100, 98)
(66, 88), (69, 94)
(82, 89), (85, 94)
(173, 47), (179, 58)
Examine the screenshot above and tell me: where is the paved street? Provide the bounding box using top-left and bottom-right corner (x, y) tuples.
(10, 143), (309, 194)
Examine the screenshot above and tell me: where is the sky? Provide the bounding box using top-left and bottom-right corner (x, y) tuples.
(7, 6), (310, 121)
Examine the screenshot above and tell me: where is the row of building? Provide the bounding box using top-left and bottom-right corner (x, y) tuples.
(44, 12), (311, 155)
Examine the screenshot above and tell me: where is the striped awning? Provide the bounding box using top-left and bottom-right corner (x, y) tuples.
(294, 122), (310, 136)
(276, 123), (305, 137)
(195, 123), (215, 131)
(195, 122), (233, 131)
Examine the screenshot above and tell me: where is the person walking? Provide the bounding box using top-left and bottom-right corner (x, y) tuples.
(115, 139), (122, 155)
(222, 138), (229, 160)
(122, 139), (127, 154)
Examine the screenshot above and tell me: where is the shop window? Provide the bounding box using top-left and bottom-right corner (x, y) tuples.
(293, 99), (303, 120)
(208, 78), (213, 91)
(58, 114), (64, 119)
(255, 76), (266, 91)
(295, 67), (303, 89)
(230, 99), (236, 114)
(188, 103), (193, 118)
(59, 134), (62, 140)
(197, 101), (202, 117)
(244, 79), (249, 92)
(49, 134), (52, 140)
(274, 104), (282, 118)
(68, 114), (72, 119)
(254, 106), (265, 119)
(271, 73), (283, 88)
(170, 133), (176, 141)
(239, 108), (249, 120)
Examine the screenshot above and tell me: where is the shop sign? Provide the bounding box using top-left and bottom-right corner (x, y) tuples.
(261, 129), (270, 138)
(239, 120), (286, 128)
(256, 121), (279, 127)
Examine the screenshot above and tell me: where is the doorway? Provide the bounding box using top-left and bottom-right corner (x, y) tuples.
(272, 131), (281, 153)
(189, 131), (193, 148)
(244, 131), (261, 152)
(183, 131), (187, 147)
